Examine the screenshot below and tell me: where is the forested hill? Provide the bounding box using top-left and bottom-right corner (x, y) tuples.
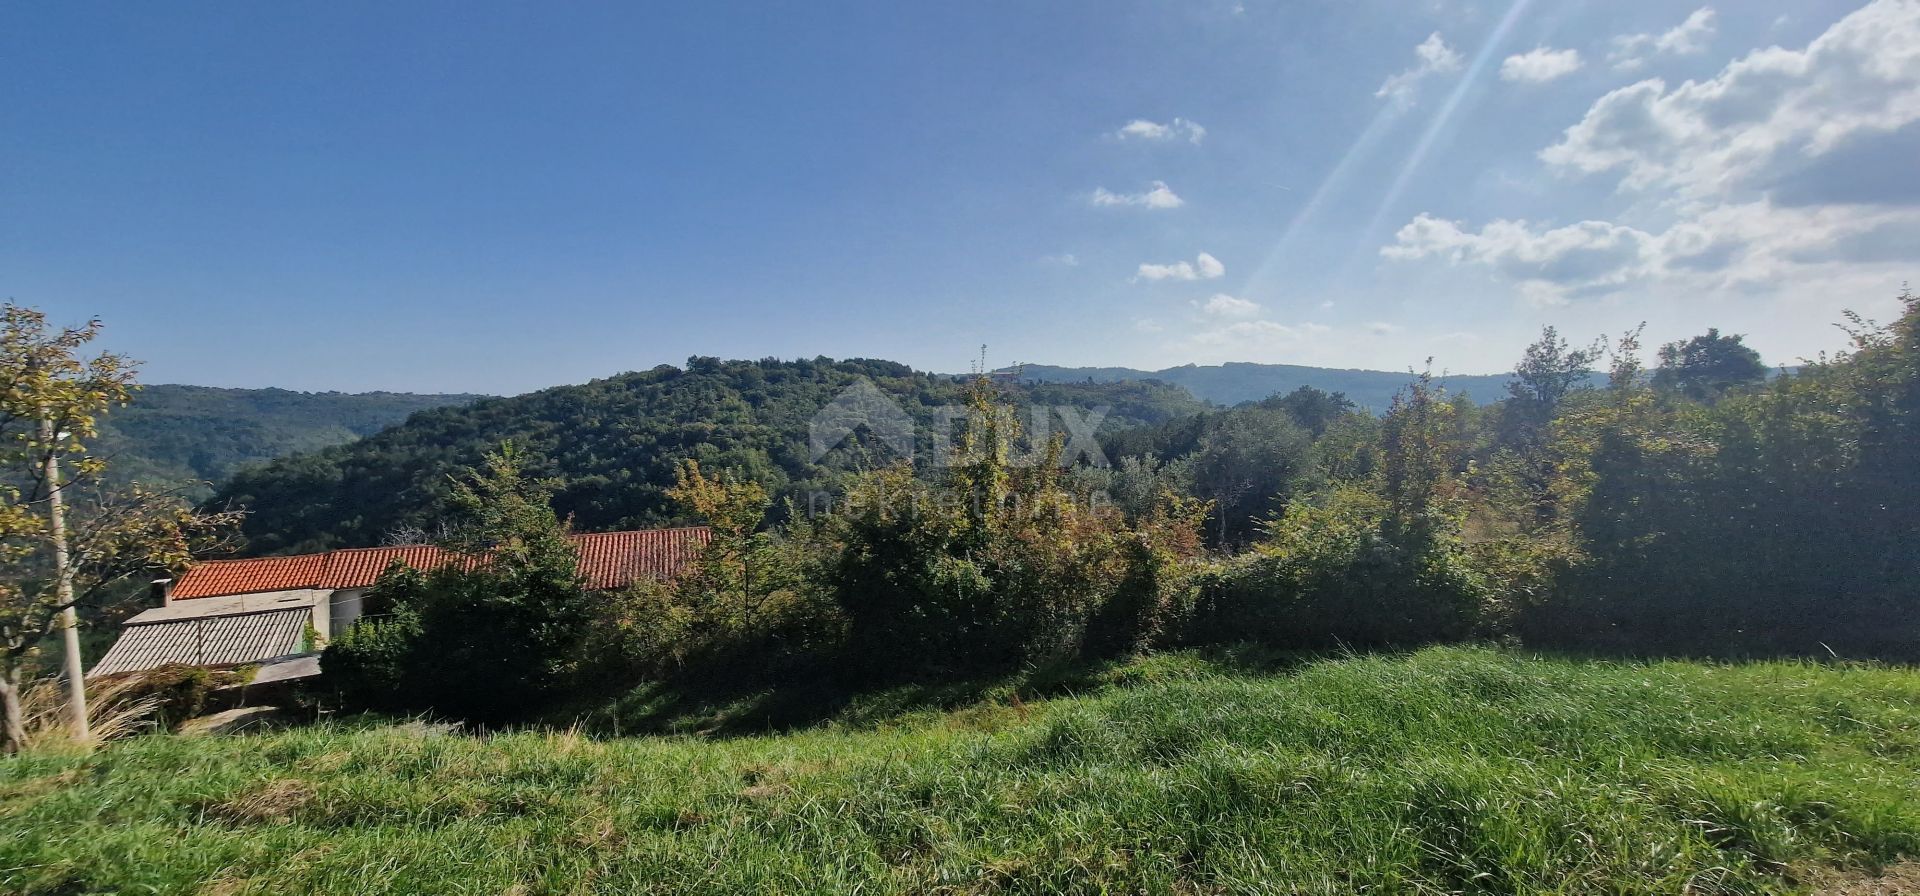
(1011, 362), (1536, 411)
(97, 385), (485, 497)
(208, 357), (1207, 556)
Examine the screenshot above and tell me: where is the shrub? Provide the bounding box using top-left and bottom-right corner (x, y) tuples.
(322, 445), (595, 723)
(1188, 486), (1489, 648)
(590, 464), (842, 682)
(820, 381), (1209, 678)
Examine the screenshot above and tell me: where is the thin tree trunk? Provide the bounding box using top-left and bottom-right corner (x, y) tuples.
(42, 415), (89, 742)
(0, 668), (26, 755)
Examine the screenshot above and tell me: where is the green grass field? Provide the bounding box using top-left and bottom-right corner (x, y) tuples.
(5, 647), (1920, 894)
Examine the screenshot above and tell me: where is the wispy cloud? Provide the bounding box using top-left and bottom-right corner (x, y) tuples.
(1608, 8), (1716, 71)
(1114, 118), (1207, 144)
(1091, 181), (1185, 209)
(1194, 294), (1262, 317)
(1038, 253), (1079, 267)
(1500, 47), (1583, 83)
(1136, 251), (1225, 281)
(1376, 33), (1463, 107)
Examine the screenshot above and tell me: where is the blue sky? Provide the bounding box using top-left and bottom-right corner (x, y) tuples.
(5, 0), (1915, 394)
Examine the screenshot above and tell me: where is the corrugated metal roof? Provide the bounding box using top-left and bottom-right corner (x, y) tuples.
(89, 608), (312, 677)
(170, 527), (712, 599)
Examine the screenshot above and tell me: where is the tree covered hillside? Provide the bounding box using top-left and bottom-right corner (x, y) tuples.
(210, 357), (1206, 555)
(1013, 361), (1573, 411)
(96, 385), (485, 497)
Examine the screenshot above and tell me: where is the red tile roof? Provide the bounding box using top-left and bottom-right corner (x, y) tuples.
(572, 528), (712, 591)
(316, 545), (455, 589)
(167, 554), (330, 602)
(170, 527), (711, 600)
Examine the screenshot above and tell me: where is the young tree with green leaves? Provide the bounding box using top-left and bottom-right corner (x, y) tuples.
(0, 305), (237, 753)
(599, 459), (827, 678)
(1652, 328), (1768, 402)
(325, 443), (591, 723)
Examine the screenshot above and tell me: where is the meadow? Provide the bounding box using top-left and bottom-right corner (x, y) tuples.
(5, 647), (1920, 895)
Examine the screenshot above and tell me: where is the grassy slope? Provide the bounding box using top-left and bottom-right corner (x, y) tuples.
(5, 647), (1920, 894)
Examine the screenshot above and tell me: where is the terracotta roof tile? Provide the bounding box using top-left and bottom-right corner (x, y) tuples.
(317, 545), (455, 589)
(573, 527), (712, 591)
(168, 554), (329, 601)
(170, 527), (711, 600)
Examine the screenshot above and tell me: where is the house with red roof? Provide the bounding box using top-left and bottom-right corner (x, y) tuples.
(89, 527), (710, 680)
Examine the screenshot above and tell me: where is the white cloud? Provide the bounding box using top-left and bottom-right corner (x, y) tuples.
(1367, 322), (1403, 336)
(1195, 294), (1262, 317)
(1039, 253), (1079, 267)
(1185, 319), (1335, 356)
(1500, 47), (1583, 83)
(1389, 0), (1920, 305)
(1544, 0), (1920, 199)
(1115, 118), (1207, 144)
(1091, 180), (1185, 209)
(1133, 318), (1165, 333)
(1136, 251), (1225, 281)
(1377, 32), (1463, 107)
(1192, 320), (1303, 346)
(1385, 201), (1920, 304)
(1608, 8), (1716, 71)
(1384, 213), (1659, 301)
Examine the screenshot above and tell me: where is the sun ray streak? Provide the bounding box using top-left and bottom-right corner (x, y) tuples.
(1349, 0), (1536, 275)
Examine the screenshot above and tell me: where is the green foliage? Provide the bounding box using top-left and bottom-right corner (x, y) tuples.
(1517, 297), (1920, 657)
(321, 565), (426, 714)
(94, 385), (482, 498)
(593, 461), (837, 681)
(1103, 386), (1357, 546)
(1652, 328), (1768, 402)
(212, 358), (1205, 555)
(820, 379), (1208, 677)
(0, 304), (240, 753)
(322, 445), (593, 723)
(1017, 361), (1581, 410)
(9, 648), (1920, 894)
(1185, 409), (1317, 546)
(1192, 484), (1488, 648)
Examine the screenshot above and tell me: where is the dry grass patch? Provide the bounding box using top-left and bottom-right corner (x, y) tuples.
(207, 778), (316, 825)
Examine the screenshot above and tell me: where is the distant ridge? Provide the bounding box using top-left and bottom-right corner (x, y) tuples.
(97, 385), (487, 497)
(1007, 362), (1531, 411)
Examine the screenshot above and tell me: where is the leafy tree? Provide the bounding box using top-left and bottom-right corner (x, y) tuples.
(1186, 409), (1317, 546)
(1652, 328), (1767, 402)
(1500, 326), (1600, 449)
(1191, 374), (1489, 649)
(596, 460), (830, 679)
(0, 305), (236, 752)
(324, 444), (592, 723)
(1260, 386), (1356, 436)
(822, 378), (1206, 676)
